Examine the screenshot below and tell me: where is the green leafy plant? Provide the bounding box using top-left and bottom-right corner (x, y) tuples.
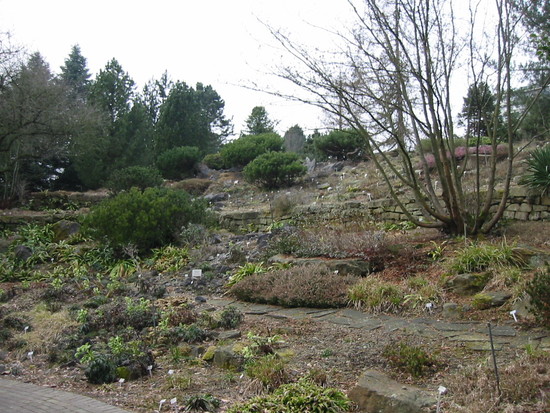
(152, 245), (189, 272)
(383, 341), (437, 377)
(241, 332), (285, 359)
(227, 262), (268, 287)
(105, 166), (163, 193)
(520, 145), (550, 195)
(243, 151), (306, 189)
(227, 377), (350, 413)
(183, 394), (221, 412)
(84, 187), (208, 252)
(84, 355), (117, 384)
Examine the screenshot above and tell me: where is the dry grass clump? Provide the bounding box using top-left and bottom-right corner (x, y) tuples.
(445, 352), (550, 412)
(229, 263), (358, 308)
(167, 178), (212, 195)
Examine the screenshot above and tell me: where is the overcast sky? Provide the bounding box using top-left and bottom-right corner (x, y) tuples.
(0, 0), (354, 137)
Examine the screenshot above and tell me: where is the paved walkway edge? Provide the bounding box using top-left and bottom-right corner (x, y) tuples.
(0, 378), (132, 413)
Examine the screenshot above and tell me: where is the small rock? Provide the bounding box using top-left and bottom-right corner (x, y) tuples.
(442, 302), (460, 318)
(14, 245), (33, 262)
(204, 193), (229, 203)
(349, 369), (436, 413)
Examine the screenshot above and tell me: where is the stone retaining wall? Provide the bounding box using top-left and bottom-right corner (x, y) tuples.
(219, 186), (550, 231)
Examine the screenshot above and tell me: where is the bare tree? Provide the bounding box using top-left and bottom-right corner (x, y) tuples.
(267, 0), (549, 235)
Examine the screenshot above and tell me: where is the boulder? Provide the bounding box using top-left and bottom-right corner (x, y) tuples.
(211, 345), (244, 370)
(52, 220), (81, 241)
(14, 245), (33, 262)
(204, 193), (229, 203)
(444, 273), (490, 295)
(348, 370), (436, 413)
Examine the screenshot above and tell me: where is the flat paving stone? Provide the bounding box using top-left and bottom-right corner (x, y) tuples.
(0, 378), (132, 412)
(308, 309), (339, 318)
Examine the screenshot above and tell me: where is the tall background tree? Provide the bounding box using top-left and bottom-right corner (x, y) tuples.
(243, 106), (277, 135)
(460, 82), (497, 140)
(154, 81), (232, 156)
(59, 44), (90, 99)
(0, 47), (94, 202)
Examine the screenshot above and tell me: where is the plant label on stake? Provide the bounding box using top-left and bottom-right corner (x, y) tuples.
(158, 399), (166, 412)
(27, 351), (33, 362)
(24, 326), (29, 334)
(436, 386), (447, 413)
(118, 378), (125, 387)
(147, 365), (153, 377)
(510, 310), (518, 322)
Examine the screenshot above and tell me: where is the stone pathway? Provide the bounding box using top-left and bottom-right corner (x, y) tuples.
(205, 297), (550, 352)
(0, 378), (131, 412)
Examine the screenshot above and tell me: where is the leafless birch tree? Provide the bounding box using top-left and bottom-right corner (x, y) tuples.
(268, 0), (549, 235)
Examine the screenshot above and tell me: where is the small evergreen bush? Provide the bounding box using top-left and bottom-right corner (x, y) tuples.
(85, 355), (117, 384)
(202, 152), (226, 170)
(220, 133), (284, 168)
(311, 129), (364, 160)
(156, 146), (202, 180)
(84, 187), (208, 252)
(520, 145), (550, 195)
(243, 151), (306, 189)
(106, 166), (163, 193)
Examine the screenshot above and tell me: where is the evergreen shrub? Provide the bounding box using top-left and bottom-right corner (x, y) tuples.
(220, 133), (283, 168)
(84, 187), (208, 251)
(243, 151), (306, 189)
(106, 166), (163, 193)
(311, 129), (364, 160)
(202, 153), (226, 170)
(156, 146), (202, 180)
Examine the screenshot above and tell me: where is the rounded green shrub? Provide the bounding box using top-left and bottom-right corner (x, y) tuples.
(311, 129), (365, 160)
(106, 166), (163, 193)
(156, 146), (202, 180)
(85, 356), (117, 384)
(202, 152), (226, 170)
(221, 133), (284, 168)
(84, 187), (208, 252)
(243, 151), (306, 189)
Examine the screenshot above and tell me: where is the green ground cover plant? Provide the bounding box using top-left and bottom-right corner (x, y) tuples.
(227, 377), (351, 413)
